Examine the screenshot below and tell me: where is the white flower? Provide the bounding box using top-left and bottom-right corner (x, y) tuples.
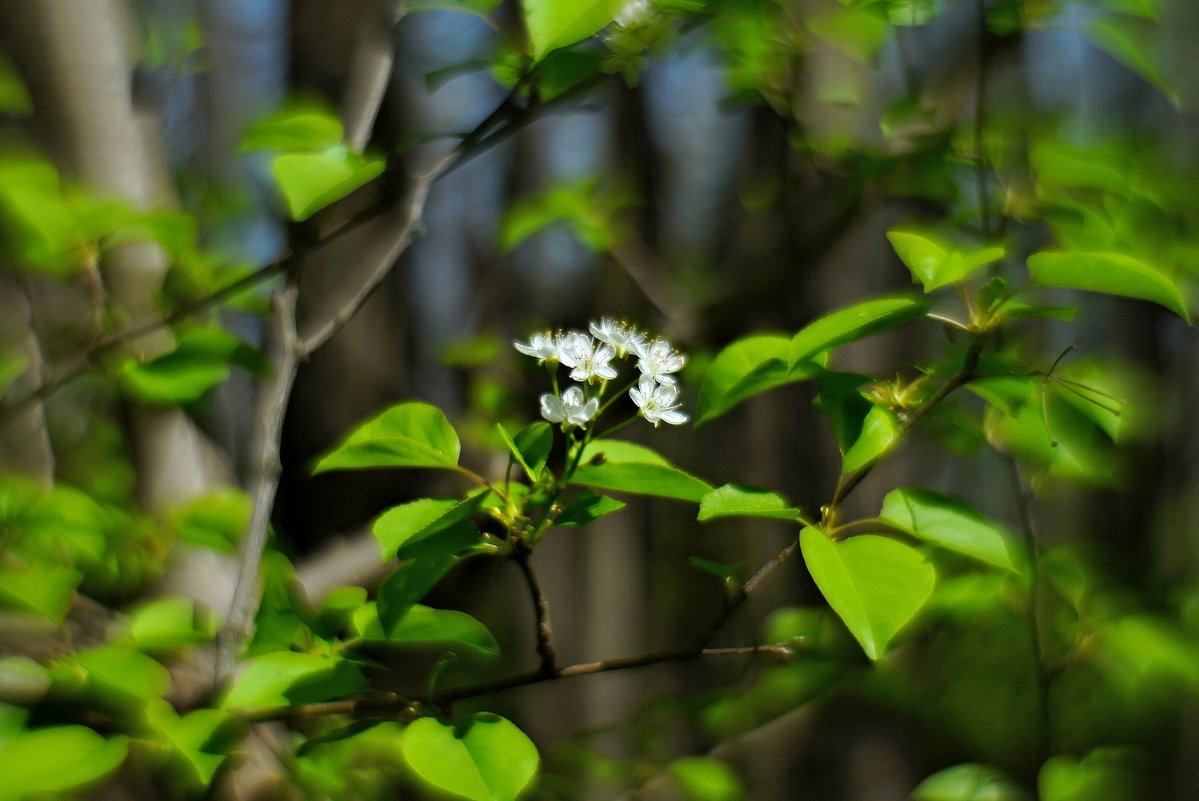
(540, 386), (599, 428)
(514, 331), (559, 363)
(636, 338), (686, 385)
(630, 375), (688, 427)
(558, 332), (619, 384)
(589, 317), (647, 359)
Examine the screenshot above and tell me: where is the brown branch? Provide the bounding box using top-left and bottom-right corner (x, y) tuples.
(215, 284), (301, 682)
(512, 545), (557, 677)
(240, 640), (800, 723)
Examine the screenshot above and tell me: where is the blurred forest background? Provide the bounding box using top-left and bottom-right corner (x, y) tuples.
(2, 0), (1199, 799)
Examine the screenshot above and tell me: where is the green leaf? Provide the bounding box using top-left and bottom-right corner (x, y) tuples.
(521, 0), (626, 60)
(0, 726), (127, 801)
(314, 401), (461, 473)
(841, 405), (900, 475)
(221, 652), (366, 711)
(498, 422), (553, 483)
(376, 555), (460, 626)
(353, 603), (499, 659)
(69, 647), (172, 702)
(240, 104), (345, 153)
(911, 763), (1030, 801)
(669, 756), (744, 801)
(1026, 250), (1191, 322)
(698, 484), (803, 523)
(0, 56), (31, 116)
(570, 439), (712, 503)
(171, 490), (251, 553)
(1038, 749), (1142, 801)
(373, 496), (485, 560)
(402, 713), (539, 801)
(880, 488), (1020, 572)
(807, 6), (888, 65)
(696, 334), (819, 426)
(118, 326), (249, 404)
(799, 527), (935, 659)
(0, 562), (81, 623)
(145, 700), (236, 787)
(270, 148), (385, 221)
(790, 296), (927, 365)
(128, 597), (218, 650)
(1084, 18), (1178, 108)
(887, 228), (1005, 292)
(553, 491), (626, 527)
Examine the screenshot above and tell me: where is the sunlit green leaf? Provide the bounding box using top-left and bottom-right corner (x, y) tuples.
(1026, 250), (1190, 322)
(221, 652), (366, 711)
(698, 484), (804, 523)
(373, 495), (484, 560)
(353, 603), (499, 659)
(270, 148), (385, 221)
(911, 763), (1030, 801)
(696, 334), (820, 426)
(0, 726), (127, 801)
(68, 646), (172, 705)
(521, 0), (625, 60)
(841, 405), (900, 475)
(240, 104), (345, 153)
(799, 527), (935, 659)
(887, 228), (1005, 292)
(0, 562), (80, 623)
(118, 326), (250, 405)
(1038, 749), (1144, 801)
(145, 699), (238, 786)
(402, 714), (539, 801)
(314, 401), (461, 473)
(669, 756), (744, 801)
(790, 296), (927, 365)
(571, 439), (712, 503)
(126, 597), (218, 650)
(171, 490), (251, 554)
(880, 488), (1021, 572)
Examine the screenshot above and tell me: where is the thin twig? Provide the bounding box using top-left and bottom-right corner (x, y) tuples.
(512, 545), (558, 677)
(215, 285), (301, 682)
(830, 338), (984, 509)
(1007, 457), (1051, 768)
(240, 640), (800, 722)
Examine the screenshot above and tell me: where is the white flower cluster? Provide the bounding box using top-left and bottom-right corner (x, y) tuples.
(514, 318), (688, 429)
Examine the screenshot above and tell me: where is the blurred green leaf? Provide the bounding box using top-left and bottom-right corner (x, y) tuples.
(0, 562), (81, 623)
(880, 488), (1021, 572)
(145, 699), (237, 787)
(887, 228), (1005, 292)
(911, 763), (1030, 801)
(402, 713), (539, 801)
(1084, 18), (1178, 108)
(118, 326), (249, 405)
(270, 148), (385, 221)
(127, 597), (218, 650)
(1027, 250), (1190, 322)
(171, 490), (251, 553)
(0, 57), (31, 115)
(521, 0), (625, 60)
(221, 652), (366, 711)
(698, 484), (804, 523)
(808, 6), (888, 64)
(0, 726), (127, 801)
(799, 526), (935, 659)
(571, 439), (713, 503)
(669, 756), (743, 801)
(315, 402), (461, 473)
(68, 646), (172, 705)
(240, 104), (345, 153)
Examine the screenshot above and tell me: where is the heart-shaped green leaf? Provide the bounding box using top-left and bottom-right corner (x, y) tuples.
(790, 296), (927, 365)
(570, 440), (712, 503)
(799, 527), (935, 659)
(1027, 250), (1191, 322)
(402, 713), (539, 801)
(315, 402), (461, 473)
(880, 488), (1021, 572)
